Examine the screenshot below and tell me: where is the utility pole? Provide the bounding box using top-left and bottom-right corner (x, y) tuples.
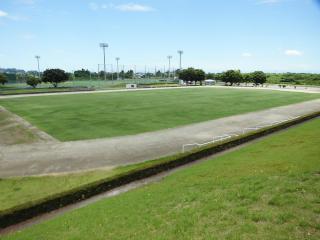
(35, 55), (41, 78)
(99, 43), (108, 81)
(116, 57), (120, 80)
(177, 50), (183, 70)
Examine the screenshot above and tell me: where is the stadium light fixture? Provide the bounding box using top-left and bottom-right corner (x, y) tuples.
(35, 55), (41, 78)
(99, 43), (108, 81)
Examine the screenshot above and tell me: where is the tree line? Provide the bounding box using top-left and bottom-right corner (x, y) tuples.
(178, 69), (267, 86)
(0, 69), (69, 88)
(1, 68), (320, 88)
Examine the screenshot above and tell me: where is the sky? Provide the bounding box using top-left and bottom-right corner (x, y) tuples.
(0, 0), (320, 73)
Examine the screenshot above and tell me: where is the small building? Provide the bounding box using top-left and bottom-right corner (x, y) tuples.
(204, 79), (216, 85)
(126, 84), (137, 89)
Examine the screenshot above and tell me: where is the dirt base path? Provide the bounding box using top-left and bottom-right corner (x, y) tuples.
(0, 99), (319, 178)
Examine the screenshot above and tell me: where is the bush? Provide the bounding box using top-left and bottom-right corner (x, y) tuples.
(26, 76), (41, 88)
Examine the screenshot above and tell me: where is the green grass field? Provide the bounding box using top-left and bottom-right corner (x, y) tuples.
(0, 88), (318, 141)
(0, 153), (178, 214)
(4, 117), (320, 240)
(0, 168), (118, 213)
(0, 78), (171, 91)
(0, 87), (92, 95)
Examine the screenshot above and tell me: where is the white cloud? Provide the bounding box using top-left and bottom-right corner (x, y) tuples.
(0, 10), (8, 17)
(115, 3), (154, 12)
(0, 10), (28, 21)
(242, 52), (253, 57)
(18, 0), (36, 5)
(256, 0), (281, 5)
(89, 2), (99, 11)
(285, 49), (303, 56)
(88, 2), (155, 12)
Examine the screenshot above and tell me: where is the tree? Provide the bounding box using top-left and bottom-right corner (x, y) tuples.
(155, 70), (162, 78)
(0, 73), (8, 85)
(26, 75), (41, 88)
(221, 70), (243, 86)
(242, 73), (253, 86)
(206, 73), (216, 79)
(74, 69), (90, 79)
(42, 69), (69, 88)
(251, 71), (266, 86)
(125, 70), (134, 79)
(179, 68), (205, 85)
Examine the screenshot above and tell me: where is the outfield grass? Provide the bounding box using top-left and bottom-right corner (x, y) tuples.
(0, 88), (318, 141)
(4, 117), (320, 239)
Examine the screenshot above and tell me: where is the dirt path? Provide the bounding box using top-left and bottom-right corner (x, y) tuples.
(0, 99), (319, 178)
(0, 84), (319, 100)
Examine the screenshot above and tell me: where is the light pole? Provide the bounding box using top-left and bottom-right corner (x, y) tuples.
(116, 57), (120, 80)
(167, 55), (172, 80)
(177, 50), (183, 70)
(35, 55), (40, 78)
(99, 43), (108, 81)
(145, 65), (147, 79)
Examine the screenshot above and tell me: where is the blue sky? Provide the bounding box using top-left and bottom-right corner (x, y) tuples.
(0, 0), (320, 73)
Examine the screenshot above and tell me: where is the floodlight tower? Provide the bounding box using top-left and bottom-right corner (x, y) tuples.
(167, 55), (172, 80)
(35, 55), (41, 78)
(99, 43), (108, 81)
(116, 57), (120, 80)
(145, 65), (147, 79)
(177, 50), (183, 70)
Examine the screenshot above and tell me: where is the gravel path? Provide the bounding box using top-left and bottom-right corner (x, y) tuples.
(1, 99), (319, 178)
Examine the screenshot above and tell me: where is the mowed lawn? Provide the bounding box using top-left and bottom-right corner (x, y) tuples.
(0, 88), (319, 141)
(4, 118), (320, 240)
